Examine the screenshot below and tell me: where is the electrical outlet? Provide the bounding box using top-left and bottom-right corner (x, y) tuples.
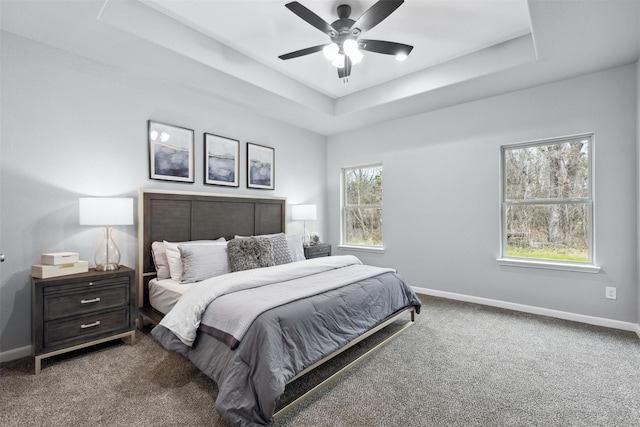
(605, 287), (617, 300)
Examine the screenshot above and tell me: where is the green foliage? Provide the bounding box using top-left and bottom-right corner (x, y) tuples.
(506, 244), (588, 262)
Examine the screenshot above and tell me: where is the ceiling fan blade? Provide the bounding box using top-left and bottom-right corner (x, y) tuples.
(279, 44), (328, 60)
(358, 39), (413, 56)
(352, 0), (404, 33)
(285, 2), (336, 37)
(338, 56), (352, 79)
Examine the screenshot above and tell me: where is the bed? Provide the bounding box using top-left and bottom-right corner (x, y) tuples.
(137, 189), (421, 426)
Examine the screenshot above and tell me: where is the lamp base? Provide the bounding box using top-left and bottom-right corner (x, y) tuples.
(96, 263), (120, 271)
(94, 226), (122, 272)
(303, 223), (310, 247)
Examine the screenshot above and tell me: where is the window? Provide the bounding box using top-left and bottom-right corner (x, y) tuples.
(341, 164), (383, 248)
(501, 134), (594, 266)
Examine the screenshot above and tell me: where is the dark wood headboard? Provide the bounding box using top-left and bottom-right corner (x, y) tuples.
(137, 189), (286, 317)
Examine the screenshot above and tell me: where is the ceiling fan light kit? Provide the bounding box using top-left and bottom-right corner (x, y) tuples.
(279, 0), (414, 80)
(323, 43), (339, 61)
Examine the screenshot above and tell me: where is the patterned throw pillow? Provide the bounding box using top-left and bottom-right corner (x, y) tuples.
(227, 237), (274, 272)
(267, 233), (293, 265)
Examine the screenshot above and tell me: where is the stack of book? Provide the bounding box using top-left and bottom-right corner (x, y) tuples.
(31, 252), (88, 279)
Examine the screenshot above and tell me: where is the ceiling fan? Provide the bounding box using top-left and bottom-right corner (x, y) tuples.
(278, 0), (413, 80)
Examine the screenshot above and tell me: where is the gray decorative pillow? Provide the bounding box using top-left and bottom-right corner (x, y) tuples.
(268, 233), (293, 265)
(164, 238), (226, 282)
(227, 237), (274, 272)
(179, 244), (230, 283)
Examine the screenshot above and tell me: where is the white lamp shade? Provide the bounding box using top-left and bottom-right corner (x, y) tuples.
(291, 204), (317, 221)
(79, 198), (134, 226)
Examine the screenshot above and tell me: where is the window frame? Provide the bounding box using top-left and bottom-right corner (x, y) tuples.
(498, 134), (599, 273)
(340, 162), (384, 251)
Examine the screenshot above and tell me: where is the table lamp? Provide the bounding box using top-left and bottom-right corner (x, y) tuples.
(79, 197), (133, 271)
(291, 204), (317, 246)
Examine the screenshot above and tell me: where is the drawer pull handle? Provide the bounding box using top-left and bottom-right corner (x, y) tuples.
(80, 321), (101, 329)
(80, 297), (101, 304)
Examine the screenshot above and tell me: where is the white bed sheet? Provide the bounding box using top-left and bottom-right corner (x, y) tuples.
(149, 278), (194, 314)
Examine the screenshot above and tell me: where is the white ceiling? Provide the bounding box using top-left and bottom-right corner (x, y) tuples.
(141, 0), (533, 98)
(1, 0), (639, 136)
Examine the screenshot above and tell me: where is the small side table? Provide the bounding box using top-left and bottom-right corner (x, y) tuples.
(31, 266), (136, 374)
(304, 243), (332, 259)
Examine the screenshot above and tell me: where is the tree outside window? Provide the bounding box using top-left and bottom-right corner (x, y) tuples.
(501, 135), (593, 263)
(342, 164), (383, 247)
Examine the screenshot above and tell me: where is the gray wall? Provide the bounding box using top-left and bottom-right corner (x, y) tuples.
(637, 59), (640, 327)
(328, 64), (638, 323)
(1, 33), (639, 357)
(0, 32), (327, 354)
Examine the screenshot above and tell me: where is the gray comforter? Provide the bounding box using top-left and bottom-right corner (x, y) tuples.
(151, 259), (421, 426)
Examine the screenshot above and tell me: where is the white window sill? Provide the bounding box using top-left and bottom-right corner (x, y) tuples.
(338, 245), (386, 254)
(496, 258), (601, 274)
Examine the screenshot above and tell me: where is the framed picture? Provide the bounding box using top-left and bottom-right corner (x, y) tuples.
(247, 142), (275, 190)
(148, 120), (194, 182)
(204, 133), (239, 187)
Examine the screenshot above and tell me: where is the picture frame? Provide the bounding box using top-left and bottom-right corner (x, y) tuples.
(247, 142), (275, 190)
(148, 120), (194, 183)
(204, 133), (240, 187)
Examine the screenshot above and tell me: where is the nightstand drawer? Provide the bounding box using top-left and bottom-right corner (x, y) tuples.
(44, 284), (129, 320)
(41, 276), (128, 294)
(43, 307), (130, 348)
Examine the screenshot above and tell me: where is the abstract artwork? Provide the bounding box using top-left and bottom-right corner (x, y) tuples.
(247, 143), (274, 190)
(148, 120), (194, 182)
(205, 133), (239, 187)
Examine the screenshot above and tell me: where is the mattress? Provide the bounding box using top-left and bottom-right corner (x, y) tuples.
(148, 278), (193, 314)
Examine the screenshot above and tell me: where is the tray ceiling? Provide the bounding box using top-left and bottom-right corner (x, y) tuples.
(142, 0), (533, 98)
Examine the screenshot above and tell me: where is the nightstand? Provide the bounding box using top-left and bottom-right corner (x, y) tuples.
(31, 266), (136, 375)
(304, 243), (332, 259)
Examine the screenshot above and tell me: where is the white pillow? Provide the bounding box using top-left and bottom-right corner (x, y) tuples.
(179, 244), (230, 283)
(164, 238), (226, 282)
(286, 234), (305, 262)
(151, 241), (171, 279)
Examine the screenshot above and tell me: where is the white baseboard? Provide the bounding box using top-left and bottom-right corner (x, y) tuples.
(413, 287), (640, 336)
(0, 345), (31, 363)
